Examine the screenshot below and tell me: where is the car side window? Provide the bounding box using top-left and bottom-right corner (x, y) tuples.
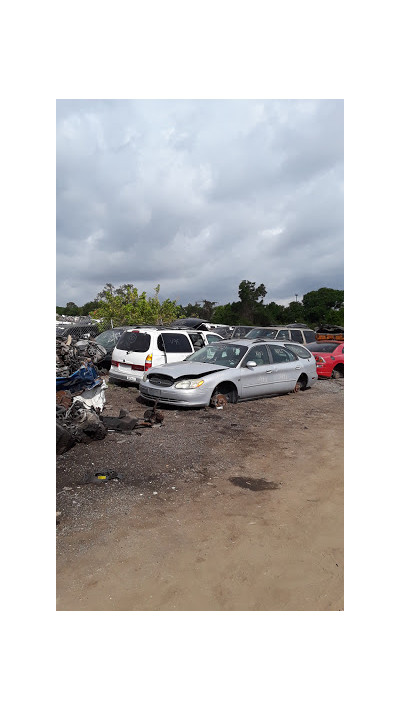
(277, 329), (290, 340)
(206, 333), (222, 343)
(304, 330), (316, 343)
(289, 330), (303, 343)
(285, 344), (311, 359)
(188, 333), (204, 350)
(268, 344), (297, 363)
(243, 345), (270, 366)
(158, 333), (193, 353)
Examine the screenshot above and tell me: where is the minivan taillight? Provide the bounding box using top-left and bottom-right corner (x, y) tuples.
(144, 354), (153, 371)
(111, 360), (119, 367)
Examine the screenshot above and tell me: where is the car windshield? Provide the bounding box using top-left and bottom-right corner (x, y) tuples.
(309, 342), (339, 353)
(185, 343), (248, 367)
(95, 329), (123, 349)
(244, 328), (278, 339)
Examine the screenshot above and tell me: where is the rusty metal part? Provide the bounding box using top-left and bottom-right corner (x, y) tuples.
(143, 399), (164, 424)
(56, 390), (73, 409)
(211, 394), (228, 409)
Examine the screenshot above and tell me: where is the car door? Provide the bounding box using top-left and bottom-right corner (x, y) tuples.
(238, 345), (273, 399)
(156, 332), (194, 364)
(265, 343), (300, 392)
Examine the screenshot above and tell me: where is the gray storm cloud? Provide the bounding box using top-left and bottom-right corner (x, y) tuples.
(56, 99), (343, 307)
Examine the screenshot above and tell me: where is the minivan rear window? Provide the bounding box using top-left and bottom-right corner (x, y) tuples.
(117, 332), (151, 352)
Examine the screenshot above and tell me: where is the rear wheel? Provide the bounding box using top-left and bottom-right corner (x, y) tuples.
(332, 366), (344, 379)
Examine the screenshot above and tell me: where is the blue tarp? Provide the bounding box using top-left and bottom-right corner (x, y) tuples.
(56, 364), (102, 393)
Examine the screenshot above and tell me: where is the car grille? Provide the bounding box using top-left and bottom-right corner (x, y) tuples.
(147, 374), (174, 388)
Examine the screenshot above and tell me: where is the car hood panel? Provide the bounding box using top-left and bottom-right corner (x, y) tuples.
(148, 362), (228, 379)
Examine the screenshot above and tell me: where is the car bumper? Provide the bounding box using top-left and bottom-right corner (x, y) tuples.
(316, 365), (333, 378)
(109, 366), (144, 384)
(139, 382), (212, 407)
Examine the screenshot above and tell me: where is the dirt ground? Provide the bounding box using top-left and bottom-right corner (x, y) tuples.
(56, 375), (344, 611)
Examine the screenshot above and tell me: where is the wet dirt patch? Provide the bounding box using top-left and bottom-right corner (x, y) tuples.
(229, 476), (282, 491)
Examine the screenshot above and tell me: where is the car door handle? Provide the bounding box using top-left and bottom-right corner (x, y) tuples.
(295, 366), (301, 369)
(265, 369), (272, 373)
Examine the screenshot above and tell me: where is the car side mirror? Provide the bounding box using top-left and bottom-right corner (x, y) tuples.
(246, 361), (257, 368)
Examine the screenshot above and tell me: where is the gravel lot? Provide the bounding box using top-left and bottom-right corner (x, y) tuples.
(56, 375), (344, 611)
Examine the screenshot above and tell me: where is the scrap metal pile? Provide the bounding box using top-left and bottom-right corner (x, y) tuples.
(56, 335), (106, 383)
(56, 335), (165, 456)
(56, 334), (109, 455)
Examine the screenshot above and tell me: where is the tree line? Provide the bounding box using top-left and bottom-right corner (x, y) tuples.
(56, 280), (344, 329)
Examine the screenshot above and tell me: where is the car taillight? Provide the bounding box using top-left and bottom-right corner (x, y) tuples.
(315, 356), (326, 363)
(144, 354), (153, 371)
(111, 360), (119, 367)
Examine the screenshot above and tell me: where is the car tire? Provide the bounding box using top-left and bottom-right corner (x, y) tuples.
(332, 367), (343, 379)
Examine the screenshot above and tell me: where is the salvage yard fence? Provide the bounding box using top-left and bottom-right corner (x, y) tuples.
(56, 319), (169, 342)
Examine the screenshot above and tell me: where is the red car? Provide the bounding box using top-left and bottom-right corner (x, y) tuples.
(308, 340), (344, 379)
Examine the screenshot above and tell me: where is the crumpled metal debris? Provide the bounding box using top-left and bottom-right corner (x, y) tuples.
(143, 399), (164, 424)
(73, 380), (107, 413)
(100, 403), (164, 432)
(57, 363), (102, 393)
(56, 335), (106, 379)
(57, 335), (107, 397)
(56, 390), (73, 409)
(56, 400), (107, 455)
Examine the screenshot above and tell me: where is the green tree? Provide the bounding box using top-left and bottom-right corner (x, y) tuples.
(64, 301), (80, 316)
(282, 300), (306, 324)
(90, 284), (179, 327)
(79, 300), (99, 315)
(212, 303), (237, 325)
(198, 300), (217, 320)
(302, 288), (344, 326)
(238, 280), (267, 323)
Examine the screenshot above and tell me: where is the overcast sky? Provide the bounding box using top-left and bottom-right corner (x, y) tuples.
(56, 99), (343, 308)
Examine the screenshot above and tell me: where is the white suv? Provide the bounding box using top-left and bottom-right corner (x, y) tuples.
(108, 327), (223, 386)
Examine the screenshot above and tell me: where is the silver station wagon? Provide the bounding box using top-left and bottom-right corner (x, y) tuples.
(139, 339), (317, 408)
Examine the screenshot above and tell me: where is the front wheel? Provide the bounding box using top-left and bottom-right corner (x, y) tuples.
(210, 384), (238, 407)
(293, 375), (307, 392)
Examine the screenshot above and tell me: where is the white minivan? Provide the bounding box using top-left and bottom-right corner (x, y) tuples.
(108, 327), (223, 386)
